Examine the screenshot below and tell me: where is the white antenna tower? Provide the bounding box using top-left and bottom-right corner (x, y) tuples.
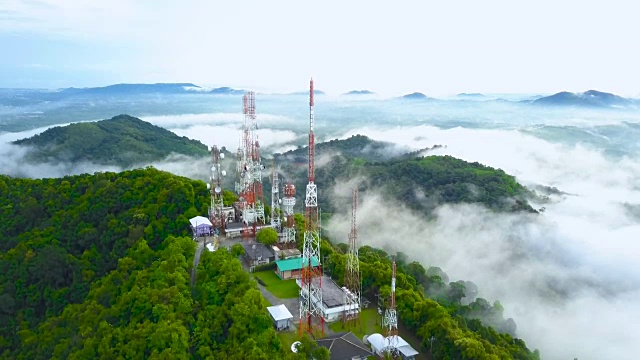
(344, 189), (361, 324)
(271, 161), (281, 231)
(383, 259), (399, 356)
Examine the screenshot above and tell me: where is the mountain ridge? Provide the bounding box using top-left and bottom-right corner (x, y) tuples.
(13, 114), (209, 167)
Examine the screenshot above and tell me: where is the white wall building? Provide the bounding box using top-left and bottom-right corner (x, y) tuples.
(296, 274), (361, 323)
(366, 333), (419, 360)
(267, 304), (293, 331)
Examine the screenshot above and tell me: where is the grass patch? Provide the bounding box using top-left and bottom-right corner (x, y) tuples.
(277, 330), (300, 350)
(328, 308), (383, 339)
(254, 270), (300, 299)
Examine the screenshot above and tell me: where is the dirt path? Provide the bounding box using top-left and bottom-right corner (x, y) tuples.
(191, 240), (205, 287)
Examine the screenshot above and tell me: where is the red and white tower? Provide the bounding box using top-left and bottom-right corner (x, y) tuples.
(383, 259), (399, 354)
(236, 91), (266, 241)
(208, 145), (226, 235)
(282, 182), (296, 244)
(343, 189), (361, 324)
(300, 78), (324, 337)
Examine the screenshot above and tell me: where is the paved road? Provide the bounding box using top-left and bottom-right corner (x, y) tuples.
(191, 240), (205, 287)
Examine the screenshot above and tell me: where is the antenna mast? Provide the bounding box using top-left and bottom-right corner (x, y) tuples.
(271, 160), (281, 232)
(383, 258), (399, 355)
(236, 91), (265, 241)
(344, 189), (361, 325)
(300, 78), (324, 337)
(208, 145), (226, 238)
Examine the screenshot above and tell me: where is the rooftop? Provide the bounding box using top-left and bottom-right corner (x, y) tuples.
(297, 274), (348, 309)
(266, 304), (293, 321)
(316, 332), (373, 360)
(189, 216), (212, 227)
(242, 241), (274, 260)
(275, 256), (319, 272)
(367, 333), (419, 357)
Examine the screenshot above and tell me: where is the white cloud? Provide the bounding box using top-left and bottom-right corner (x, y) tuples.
(326, 125), (640, 360)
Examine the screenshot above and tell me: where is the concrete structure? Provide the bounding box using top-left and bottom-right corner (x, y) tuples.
(266, 304), (294, 331)
(272, 246), (301, 261)
(242, 241), (275, 271)
(366, 333), (419, 360)
(316, 332), (373, 360)
(297, 274), (360, 323)
(275, 257), (319, 280)
(189, 216), (213, 237)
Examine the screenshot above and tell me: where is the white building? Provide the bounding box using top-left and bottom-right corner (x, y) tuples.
(366, 333), (419, 360)
(296, 274), (361, 323)
(266, 304), (294, 331)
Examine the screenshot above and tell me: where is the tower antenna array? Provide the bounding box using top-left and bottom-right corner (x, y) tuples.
(208, 145), (226, 236)
(344, 189), (361, 325)
(236, 91), (266, 241)
(383, 258), (399, 355)
(271, 160), (282, 232)
(299, 78), (324, 337)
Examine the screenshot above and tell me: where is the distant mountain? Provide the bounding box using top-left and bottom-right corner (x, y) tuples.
(13, 114), (209, 167)
(208, 87), (244, 95)
(401, 92), (428, 100)
(457, 93), (485, 99)
(59, 83), (200, 96)
(343, 90), (375, 95)
(531, 90), (632, 107)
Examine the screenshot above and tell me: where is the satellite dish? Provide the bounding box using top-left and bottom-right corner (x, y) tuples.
(206, 183), (211, 190)
(278, 199), (282, 204)
(291, 341), (301, 353)
(220, 153), (225, 159)
(215, 186), (222, 194)
(261, 164), (266, 170)
(207, 145), (211, 151)
(211, 166), (216, 172)
(221, 170), (227, 177)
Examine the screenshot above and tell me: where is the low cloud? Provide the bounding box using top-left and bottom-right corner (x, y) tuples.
(326, 125), (640, 360)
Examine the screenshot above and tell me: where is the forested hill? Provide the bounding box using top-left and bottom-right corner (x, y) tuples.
(0, 168), (539, 359)
(272, 135), (537, 215)
(12, 114), (209, 167)
(0, 168), (319, 359)
(277, 134), (407, 162)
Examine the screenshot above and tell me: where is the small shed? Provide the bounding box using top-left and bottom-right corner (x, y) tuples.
(267, 304), (293, 331)
(189, 216), (213, 237)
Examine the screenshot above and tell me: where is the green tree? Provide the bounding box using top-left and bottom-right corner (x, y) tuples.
(231, 243), (245, 257)
(256, 227), (278, 246)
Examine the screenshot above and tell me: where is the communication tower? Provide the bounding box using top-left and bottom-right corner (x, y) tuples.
(208, 145), (226, 235)
(271, 160), (282, 231)
(300, 78), (324, 337)
(235, 91), (266, 241)
(383, 259), (399, 355)
(343, 189), (361, 325)
(282, 182), (296, 244)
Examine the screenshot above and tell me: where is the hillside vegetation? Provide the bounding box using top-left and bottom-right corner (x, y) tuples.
(272, 135), (536, 215)
(0, 168), (324, 359)
(13, 114), (209, 167)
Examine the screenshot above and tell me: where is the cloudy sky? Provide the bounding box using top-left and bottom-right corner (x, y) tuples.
(1, 0), (639, 96)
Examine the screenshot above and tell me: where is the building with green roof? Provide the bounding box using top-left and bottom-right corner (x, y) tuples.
(275, 257), (320, 280)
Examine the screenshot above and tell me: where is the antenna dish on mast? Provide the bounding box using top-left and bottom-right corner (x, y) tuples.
(215, 186), (221, 194)
(220, 153), (225, 159)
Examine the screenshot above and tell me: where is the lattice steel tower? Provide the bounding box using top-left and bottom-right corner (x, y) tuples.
(282, 182), (296, 244)
(299, 78), (324, 337)
(235, 91), (266, 241)
(343, 189), (361, 325)
(383, 259), (399, 355)
(208, 145), (226, 235)
(271, 160), (281, 232)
